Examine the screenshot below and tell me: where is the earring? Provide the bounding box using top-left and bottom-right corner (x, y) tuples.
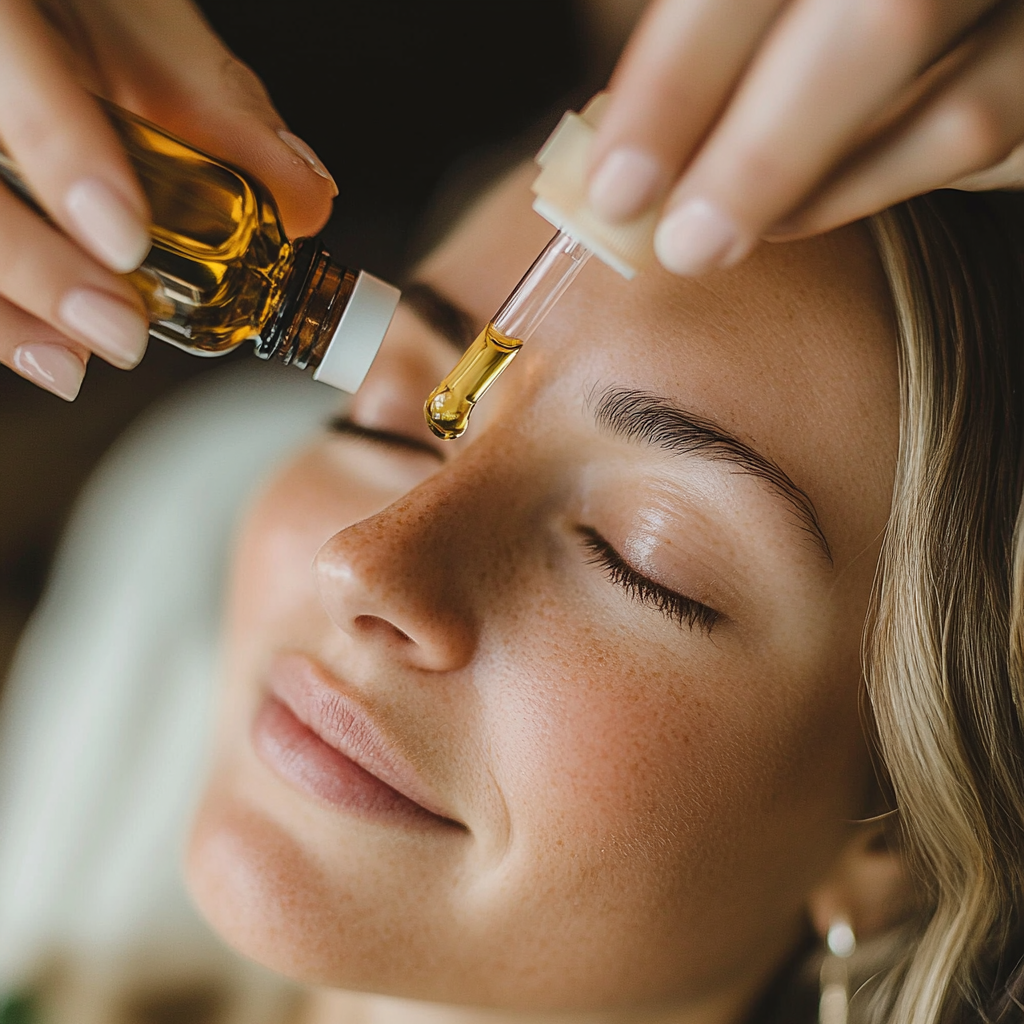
(819, 916), (856, 1024)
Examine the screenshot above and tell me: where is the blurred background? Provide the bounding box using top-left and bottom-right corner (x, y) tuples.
(0, 0), (636, 684)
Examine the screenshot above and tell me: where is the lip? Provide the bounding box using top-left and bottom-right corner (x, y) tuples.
(253, 652), (462, 830)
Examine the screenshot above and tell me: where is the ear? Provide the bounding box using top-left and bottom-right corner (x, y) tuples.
(807, 819), (917, 943)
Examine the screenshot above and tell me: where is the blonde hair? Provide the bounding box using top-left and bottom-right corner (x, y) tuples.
(865, 191), (1024, 1023)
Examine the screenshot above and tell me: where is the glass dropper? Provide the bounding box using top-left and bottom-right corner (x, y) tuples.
(424, 229), (592, 439)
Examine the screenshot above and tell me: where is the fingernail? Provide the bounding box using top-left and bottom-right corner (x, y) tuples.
(59, 288), (149, 369)
(13, 343), (85, 401)
(654, 198), (747, 276)
(589, 147), (664, 222)
(65, 178), (151, 273)
(277, 131), (338, 195)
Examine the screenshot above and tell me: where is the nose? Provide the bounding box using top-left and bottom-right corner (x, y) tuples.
(313, 483), (479, 672)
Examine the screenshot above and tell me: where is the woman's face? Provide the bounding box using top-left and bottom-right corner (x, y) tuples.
(187, 166), (899, 1018)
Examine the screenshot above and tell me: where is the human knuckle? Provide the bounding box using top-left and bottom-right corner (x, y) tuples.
(732, 144), (802, 205)
(0, 240), (16, 291)
(646, 71), (685, 114)
(220, 56), (273, 109)
(3, 106), (60, 160)
(855, 0), (937, 51)
(994, 143), (1024, 185)
(0, 230), (31, 298)
(943, 97), (1014, 170)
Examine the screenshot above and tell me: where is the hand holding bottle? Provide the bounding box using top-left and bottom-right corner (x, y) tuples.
(586, 0), (1024, 276)
(0, 0), (337, 400)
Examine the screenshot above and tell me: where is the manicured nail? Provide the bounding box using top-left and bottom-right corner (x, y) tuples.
(589, 147), (664, 222)
(65, 178), (151, 273)
(654, 198), (747, 276)
(59, 288), (149, 369)
(13, 343), (85, 401)
(278, 131), (338, 195)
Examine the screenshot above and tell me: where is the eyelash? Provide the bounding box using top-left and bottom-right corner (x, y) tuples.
(578, 527), (719, 634)
(326, 416), (444, 461)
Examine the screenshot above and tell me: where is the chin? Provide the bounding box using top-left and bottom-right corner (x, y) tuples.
(183, 786), (487, 1002)
(185, 791), (354, 985)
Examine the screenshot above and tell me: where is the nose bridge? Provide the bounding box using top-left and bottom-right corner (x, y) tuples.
(313, 438), (528, 669)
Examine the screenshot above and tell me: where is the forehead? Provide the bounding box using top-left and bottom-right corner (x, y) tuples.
(420, 165), (900, 568)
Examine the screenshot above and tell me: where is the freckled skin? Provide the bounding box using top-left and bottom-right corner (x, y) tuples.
(187, 166), (900, 1022)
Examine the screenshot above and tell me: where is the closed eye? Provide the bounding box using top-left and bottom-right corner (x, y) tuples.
(578, 527), (720, 634)
(327, 416), (445, 461)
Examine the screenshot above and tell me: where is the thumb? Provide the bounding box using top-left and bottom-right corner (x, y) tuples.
(106, 1), (337, 239)
(158, 57), (338, 239)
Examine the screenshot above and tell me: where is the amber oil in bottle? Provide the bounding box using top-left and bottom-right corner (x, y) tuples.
(0, 102), (398, 391)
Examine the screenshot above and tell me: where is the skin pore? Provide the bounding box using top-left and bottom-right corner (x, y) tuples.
(186, 164), (905, 1024)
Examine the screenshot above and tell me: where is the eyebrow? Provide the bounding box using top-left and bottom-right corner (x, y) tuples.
(401, 281), (478, 352)
(592, 387), (833, 565)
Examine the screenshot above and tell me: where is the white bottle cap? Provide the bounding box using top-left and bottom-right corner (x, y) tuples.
(532, 94), (657, 280)
(313, 271), (401, 393)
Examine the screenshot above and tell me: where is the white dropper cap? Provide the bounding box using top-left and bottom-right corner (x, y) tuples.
(531, 94), (658, 280)
(313, 270), (401, 393)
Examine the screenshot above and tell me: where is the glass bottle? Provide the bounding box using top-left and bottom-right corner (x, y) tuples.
(0, 102), (399, 393)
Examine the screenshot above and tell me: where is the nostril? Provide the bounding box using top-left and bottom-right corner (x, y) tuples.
(313, 510), (477, 671)
(353, 614), (415, 645)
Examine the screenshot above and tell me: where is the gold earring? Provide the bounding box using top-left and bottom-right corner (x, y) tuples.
(819, 916), (856, 1024)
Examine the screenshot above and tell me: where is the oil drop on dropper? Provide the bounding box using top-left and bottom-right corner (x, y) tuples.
(425, 231), (591, 439)
(425, 95), (658, 440)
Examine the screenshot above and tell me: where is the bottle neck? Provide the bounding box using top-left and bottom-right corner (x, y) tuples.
(256, 238), (358, 371)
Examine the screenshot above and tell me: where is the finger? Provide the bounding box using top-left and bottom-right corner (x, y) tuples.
(948, 141), (1024, 191)
(587, 0), (786, 222)
(0, 294), (89, 401)
(0, 182), (149, 370)
(98, 0), (337, 239)
(0, 0), (151, 273)
(767, 0), (1024, 238)
(652, 0), (997, 275)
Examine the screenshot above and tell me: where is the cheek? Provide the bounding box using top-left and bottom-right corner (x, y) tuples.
(226, 475), (325, 654)
(484, 593), (868, 840)
(474, 599), (870, 983)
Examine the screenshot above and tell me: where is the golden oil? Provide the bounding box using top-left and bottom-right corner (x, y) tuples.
(113, 106), (297, 356)
(425, 323), (523, 439)
(423, 230), (593, 441)
(0, 102), (398, 391)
